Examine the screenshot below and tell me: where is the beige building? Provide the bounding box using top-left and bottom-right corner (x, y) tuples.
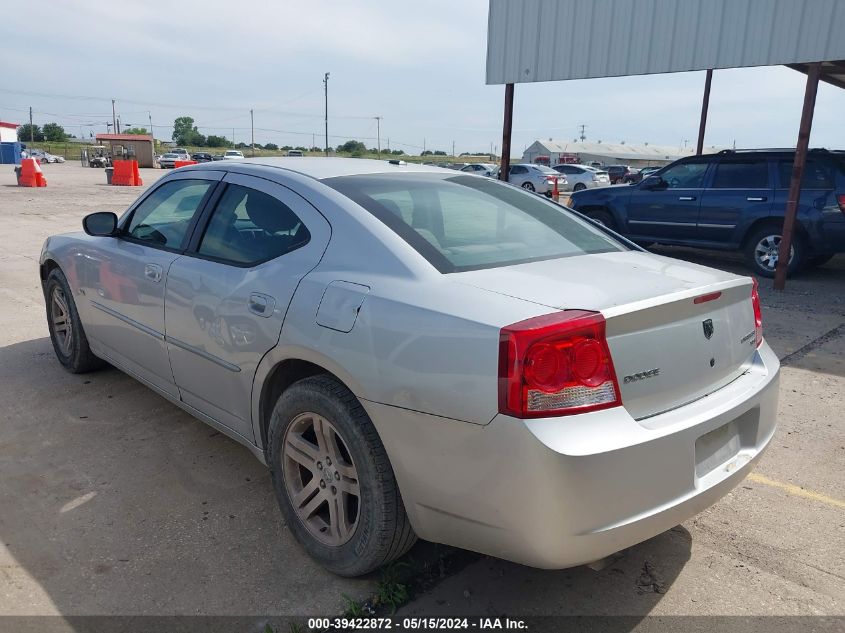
(95, 133), (156, 168)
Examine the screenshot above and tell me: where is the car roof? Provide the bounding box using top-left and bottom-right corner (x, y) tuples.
(187, 157), (446, 180)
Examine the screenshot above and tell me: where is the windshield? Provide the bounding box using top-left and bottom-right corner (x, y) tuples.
(324, 173), (627, 273)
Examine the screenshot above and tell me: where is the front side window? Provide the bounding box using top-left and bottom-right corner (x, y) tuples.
(325, 173), (626, 273)
(658, 160), (709, 189)
(711, 160), (769, 188)
(197, 184), (310, 265)
(125, 179), (214, 248)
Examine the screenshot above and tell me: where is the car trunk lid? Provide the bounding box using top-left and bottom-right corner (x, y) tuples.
(454, 251), (758, 421)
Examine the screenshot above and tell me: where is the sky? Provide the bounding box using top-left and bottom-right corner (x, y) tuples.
(2, 0), (843, 156)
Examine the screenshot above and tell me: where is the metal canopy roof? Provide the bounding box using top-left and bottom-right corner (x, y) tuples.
(486, 0), (845, 85)
(789, 60), (845, 90)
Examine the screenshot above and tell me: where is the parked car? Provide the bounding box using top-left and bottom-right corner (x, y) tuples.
(171, 148), (190, 159)
(605, 164), (634, 184)
(158, 153), (181, 168)
(40, 158), (779, 577)
(553, 164), (610, 191)
(31, 150), (65, 164)
(223, 150), (245, 160)
(191, 152), (214, 163)
(568, 149), (845, 277)
(505, 163), (567, 195)
(622, 168), (642, 184)
(638, 166), (661, 179)
(287, 149), (304, 157)
(460, 163), (497, 177)
(212, 154), (227, 161)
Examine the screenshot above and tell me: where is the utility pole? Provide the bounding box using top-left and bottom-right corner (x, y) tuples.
(148, 112), (153, 142)
(579, 124), (587, 141)
(423, 138), (426, 154)
(111, 99), (117, 134)
(29, 107), (34, 144)
(374, 116), (382, 158)
(116, 116), (121, 134)
(312, 132), (315, 150)
(323, 72), (330, 156)
(452, 140), (455, 157)
(250, 109), (255, 156)
(232, 128), (235, 148)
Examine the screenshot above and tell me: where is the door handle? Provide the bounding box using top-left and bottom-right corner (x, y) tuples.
(747, 196), (767, 201)
(678, 196), (697, 201)
(248, 293), (275, 318)
(144, 263), (163, 282)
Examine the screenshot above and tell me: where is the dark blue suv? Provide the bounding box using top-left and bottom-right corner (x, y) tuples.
(568, 149), (845, 277)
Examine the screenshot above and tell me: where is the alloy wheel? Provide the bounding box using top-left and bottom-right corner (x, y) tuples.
(754, 234), (793, 272)
(282, 412), (360, 546)
(51, 286), (74, 357)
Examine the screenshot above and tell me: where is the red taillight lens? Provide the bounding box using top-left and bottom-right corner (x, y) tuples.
(498, 310), (622, 418)
(837, 194), (845, 215)
(751, 279), (763, 348)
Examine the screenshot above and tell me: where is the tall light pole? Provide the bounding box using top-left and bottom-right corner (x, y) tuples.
(148, 111), (153, 142)
(374, 116), (382, 158)
(250, 109), (255, 157)
(111, 99), (117, 134)
(323, 72), (330, 156)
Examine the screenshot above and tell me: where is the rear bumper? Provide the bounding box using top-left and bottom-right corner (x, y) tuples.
(366, 342), (779, 569)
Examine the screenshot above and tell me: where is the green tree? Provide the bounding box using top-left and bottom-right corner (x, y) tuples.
(264, 143), (278, 151)
(42, 122), (67, 142)
(338, 140), (366, 156)
(123, 127), (148, 135)
(172, 116), (205, 146)
(391, 149), (404, 155)
(206, 135), (229, 148)
(17, 124), (43, 142)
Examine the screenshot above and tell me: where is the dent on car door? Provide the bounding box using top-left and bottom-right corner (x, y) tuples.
(625, 159), (709, 240)
(80, 173), (221, 396)
(164, 173), (331, 440)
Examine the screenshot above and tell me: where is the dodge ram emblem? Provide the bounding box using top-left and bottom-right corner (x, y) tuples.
(702, 319), (714, 340)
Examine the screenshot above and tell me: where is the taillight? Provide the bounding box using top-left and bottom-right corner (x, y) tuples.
(498, 311), (622, 418)
(751, 279), (763, 347)
(837, 194), (845, 216)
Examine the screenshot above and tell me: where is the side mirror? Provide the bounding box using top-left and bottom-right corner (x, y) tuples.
(640, 175), (665, 190)
(83, 212), (118, 236)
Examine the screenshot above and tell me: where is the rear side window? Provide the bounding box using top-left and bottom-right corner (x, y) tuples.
(777, 158), (837, 189)
(511, 166), (528, 174)
(197, 184), (310, 265)
(711, 160), (769, 188)
(324, 173), (626, 273)
(124, 179), (214, 249)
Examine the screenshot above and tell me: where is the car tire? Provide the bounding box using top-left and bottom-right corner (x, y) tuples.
(267, 374), (416, 577)
(45, 268), (106, 373)
(573, 183), (586, 191)
(521, 182), (535, 191)
(744, 225), (806, 278)
(583, 209), (616, 230)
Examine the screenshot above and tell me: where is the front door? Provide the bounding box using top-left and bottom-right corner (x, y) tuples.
(625, 159), (710, 240)
(164, 173), (331, 439)
(80, 173), (221, 396)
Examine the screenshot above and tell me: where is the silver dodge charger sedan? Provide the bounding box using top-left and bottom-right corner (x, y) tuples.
(39, 158), (779, 577)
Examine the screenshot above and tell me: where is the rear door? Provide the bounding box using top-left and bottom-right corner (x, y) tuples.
(697, 157), (773, 245)
(164, 173), (331, 439)
(80, 172), (221, 396)
(625, 158), (710, 240)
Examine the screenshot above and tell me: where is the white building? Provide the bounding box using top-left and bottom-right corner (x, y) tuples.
(0, 122), (19, 143)
(521, 140), (723, 168)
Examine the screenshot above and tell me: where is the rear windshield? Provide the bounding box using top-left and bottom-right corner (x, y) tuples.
(324, 173), (626, 273)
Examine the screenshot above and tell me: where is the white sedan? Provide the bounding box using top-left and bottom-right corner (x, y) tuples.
(39, 158), (779, 576)
(223, 150), (245, 160)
